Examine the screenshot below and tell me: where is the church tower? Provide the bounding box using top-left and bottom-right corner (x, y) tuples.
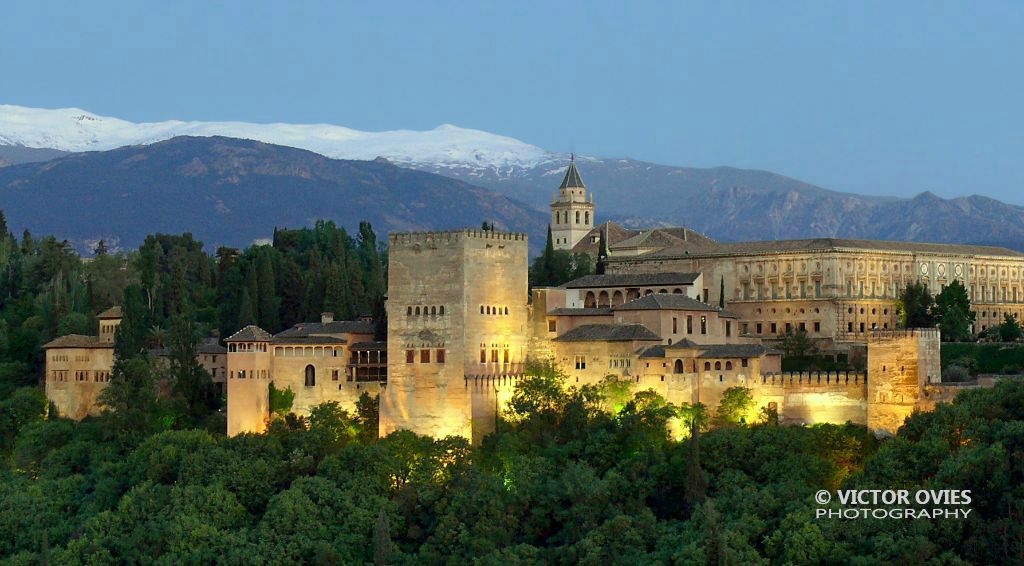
(550, 156), (594, 250)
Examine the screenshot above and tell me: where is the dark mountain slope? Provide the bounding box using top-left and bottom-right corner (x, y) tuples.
(0, 136), (547, 252)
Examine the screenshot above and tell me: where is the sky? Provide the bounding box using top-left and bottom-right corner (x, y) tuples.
(3, 1), (1024, 203)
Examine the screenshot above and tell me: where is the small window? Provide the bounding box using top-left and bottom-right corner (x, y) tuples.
(574, 355), (586, 370)
(703, 362), (711, 371)
(304, 364), (315, 387)
(420, 349), (430, 363)
(436, 349), (446, 364)
(480, 349), (487, 363)
(406, 350), (415, 364)
(548, 319), (557, 332)
(439, 306), (445, 315)
(331, 369), (340, 381)
(741, 358), (748, 368)
(407, 306), (412, 316)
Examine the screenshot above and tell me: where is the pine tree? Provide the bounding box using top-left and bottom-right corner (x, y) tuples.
(237, 287), (256, 329)
(168, 313), (215, 420)
(256, 250), (280, 332)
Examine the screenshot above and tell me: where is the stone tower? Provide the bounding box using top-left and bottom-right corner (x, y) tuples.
(380, 229), (529, 441)
(866, 328), (942, 436)
(225, 326), (274, 436)
(550, 156), (594, 251)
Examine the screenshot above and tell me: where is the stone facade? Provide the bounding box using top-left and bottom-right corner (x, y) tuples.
(380, 229), (529, 442)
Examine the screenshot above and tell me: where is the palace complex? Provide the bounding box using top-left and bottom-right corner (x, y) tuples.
(44, 160), (1013, 440)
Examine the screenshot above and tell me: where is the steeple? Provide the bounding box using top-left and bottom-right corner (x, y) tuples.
(550, 156), (595, 251)
(559, 153), (586, 189)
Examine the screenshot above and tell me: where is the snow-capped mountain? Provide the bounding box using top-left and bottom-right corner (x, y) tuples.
(0, 104), (557, 174)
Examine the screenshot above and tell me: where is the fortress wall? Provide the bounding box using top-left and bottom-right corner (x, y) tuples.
(866, 328), (941, 436)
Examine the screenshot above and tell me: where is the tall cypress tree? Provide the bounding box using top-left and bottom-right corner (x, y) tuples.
(596, 224), (608, 275)
(256, 250), (280, 332)
(719, 275), (725, 309)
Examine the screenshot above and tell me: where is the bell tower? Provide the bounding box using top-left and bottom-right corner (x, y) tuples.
(550, 155), (595, 250)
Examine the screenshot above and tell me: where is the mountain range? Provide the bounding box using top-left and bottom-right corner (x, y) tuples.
(2, 104), (1024, 252)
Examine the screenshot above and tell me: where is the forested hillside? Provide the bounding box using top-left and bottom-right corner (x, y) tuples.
(0, 213), (1021, 563)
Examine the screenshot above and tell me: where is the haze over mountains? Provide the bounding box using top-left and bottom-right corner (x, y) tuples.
(2, 104), (1024, 252)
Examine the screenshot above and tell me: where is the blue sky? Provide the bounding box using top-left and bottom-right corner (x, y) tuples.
(4, 1), (1024, 203)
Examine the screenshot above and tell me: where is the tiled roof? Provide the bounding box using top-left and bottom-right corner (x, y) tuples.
(42, 335), (110, 349)
(559, 160), (585, 189)
(225, 325), (273, 342)
(547, 307), (613, 316)
(665, 338), (701, 349)
(612, 293), (717, 312)
(553, 323), (662, 342)
(97, 306), (123, 319)
(696, 344), (781, 358)
(639, 345), (666, 358)
(350, 341), (387, 351)
(273, 320), (375, 339)
(271, 336), (347, 345)
(198, 341), (227, 354)
(646, 237), (1024, 259)
(563, 272), (700, 289)
(718, 309), (741, 319)
(571, 222), (640, 255)
(610, 230), (687, 251)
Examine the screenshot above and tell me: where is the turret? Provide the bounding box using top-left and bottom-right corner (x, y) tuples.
(550, 155), (595, 251)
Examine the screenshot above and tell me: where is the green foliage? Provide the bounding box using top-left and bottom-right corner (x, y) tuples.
(528, 225), (593, 287)
(714, 386), (754, 426)
(999, 313), (1023, 342)
(942, 342), (1024, 374)
(899, 281), (936, 328)
(934, 280), (975, 341)
(777, 328), (816, 358)
(269, 382), (295, 417)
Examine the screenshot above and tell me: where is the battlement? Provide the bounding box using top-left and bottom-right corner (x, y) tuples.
(757, 370), (868, 387)
(867, 328), (941, 342)
(389, 230), (529, 247)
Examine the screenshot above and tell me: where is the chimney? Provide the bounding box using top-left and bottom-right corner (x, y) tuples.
(321, 312), (334, 324)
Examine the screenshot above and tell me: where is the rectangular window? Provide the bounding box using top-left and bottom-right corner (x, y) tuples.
(491, 349), (499, 363)
(770, 322), (777, 334)
(548, 319), (557, 332)
(480, 349), (487, 364)
(860, 322), (865, 333)
(332, 369), (340, 381)
(756, 323), (763, 334)
(574, 355), (586, 370)
(814, 322), (821, 333)
(741, 358), (749, 368)
(785, 322), (792, 333)
(700, 316), (707, 335)
(406, 350), (415, 364)
(815, 280), (822, 297)
(420, 349), (430, 363)
(725, 321), (732, 337)
(848, 322), (854, 332)
(503, 349), (510, 364)
(436, 349), (446, 364)
(687, 316), (693, 334)
(672, 317), (678, 334)
(741, 323), (748, 334)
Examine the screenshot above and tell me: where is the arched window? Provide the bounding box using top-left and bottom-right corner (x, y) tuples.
(407, 306), (412, 316)
(584, 292), (597, 308)
(576, 210), (580, 224)
(480, 305), (485, 314)
(504, 307), (509, 315)
(673, 359), (684, 374)
(598, 290), (610, 307)
(725, 361), (733, 370)
(585, 211), (590, 224)
(304, 364), (316, 387)
(415, 306), (420, 315)
(612, 290), (624, 305)
(714, 361), (722, 370)
(439, 306), (445, 315)
(703, 362), (711, 371)
(431, 306), (437, 315)
(486, 306), (491, 314)
(672, 288), (683, 294)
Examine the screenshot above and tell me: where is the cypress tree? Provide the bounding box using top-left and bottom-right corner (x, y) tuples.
(237, 287), (256, 328)
(596, 224), (608, 275)
(719, 275), (725, 309)
(256, 250), (280, 332)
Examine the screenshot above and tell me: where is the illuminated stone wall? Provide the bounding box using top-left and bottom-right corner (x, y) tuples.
(866, 328), (941, 436)
(44, 346), (115, 420)
(381, 230), (528, 440)
(268, 343), (381, 418)
(226, 344), (273, 436)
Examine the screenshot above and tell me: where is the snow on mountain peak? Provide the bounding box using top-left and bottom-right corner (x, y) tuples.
(0, 104), (556, 170)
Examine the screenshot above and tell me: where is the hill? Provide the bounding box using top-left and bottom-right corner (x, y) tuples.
(0, 136), (547, 253)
